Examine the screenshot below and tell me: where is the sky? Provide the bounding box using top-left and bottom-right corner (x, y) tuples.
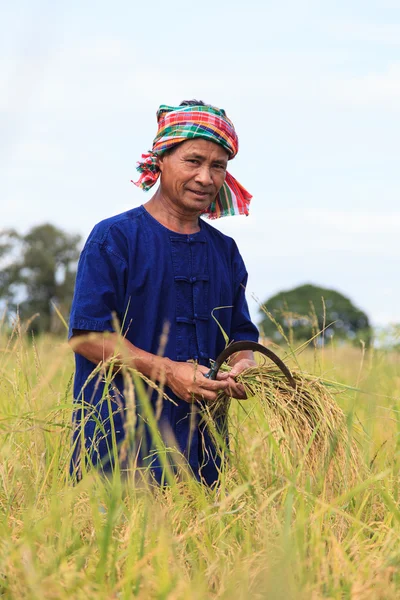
(1, 0), (399, 327)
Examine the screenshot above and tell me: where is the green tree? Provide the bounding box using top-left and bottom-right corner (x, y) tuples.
(0, 224), (81, 334)
(260, 283), (371, 345)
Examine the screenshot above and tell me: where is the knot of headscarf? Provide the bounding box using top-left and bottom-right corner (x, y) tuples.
(132, 104), (252, 219)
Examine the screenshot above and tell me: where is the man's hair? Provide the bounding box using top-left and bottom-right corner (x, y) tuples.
(179, 99), (207, 107)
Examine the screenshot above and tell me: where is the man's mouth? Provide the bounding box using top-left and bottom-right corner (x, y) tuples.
(187, 189), (211, 198)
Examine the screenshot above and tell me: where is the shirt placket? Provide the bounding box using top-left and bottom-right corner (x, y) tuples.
(170, 234), (210, 364)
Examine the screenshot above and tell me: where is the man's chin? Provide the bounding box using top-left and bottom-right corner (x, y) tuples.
(184, 191), (214, 211)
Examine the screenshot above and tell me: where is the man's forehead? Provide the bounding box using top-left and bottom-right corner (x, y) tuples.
(179, 139), (229, 161)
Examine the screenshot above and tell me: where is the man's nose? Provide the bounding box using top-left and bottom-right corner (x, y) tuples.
(194, 165), (213, 186)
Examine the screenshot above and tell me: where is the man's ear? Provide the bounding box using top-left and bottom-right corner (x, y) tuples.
(157, 154), (164, 173)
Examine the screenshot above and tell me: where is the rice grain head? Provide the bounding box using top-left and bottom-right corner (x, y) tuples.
(203, 364), (365, 493)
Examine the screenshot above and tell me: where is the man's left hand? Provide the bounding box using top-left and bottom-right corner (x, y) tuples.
(216, 357), (256, 400)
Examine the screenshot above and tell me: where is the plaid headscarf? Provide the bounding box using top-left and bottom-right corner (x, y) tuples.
(132, 104), (252, 219)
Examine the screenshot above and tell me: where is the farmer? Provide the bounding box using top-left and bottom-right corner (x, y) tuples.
(69, 100), (259, 486)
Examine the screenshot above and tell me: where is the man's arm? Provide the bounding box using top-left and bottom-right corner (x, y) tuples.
(69, 331), (229, 403)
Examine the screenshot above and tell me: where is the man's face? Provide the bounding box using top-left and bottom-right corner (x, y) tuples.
(157, 139), (229, 214)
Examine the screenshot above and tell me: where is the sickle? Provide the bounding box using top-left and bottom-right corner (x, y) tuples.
(204, 340), (296, 389)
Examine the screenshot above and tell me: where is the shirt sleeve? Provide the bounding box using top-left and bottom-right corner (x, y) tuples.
(230, 247), (259, 343)
(68, 240), (127, 338)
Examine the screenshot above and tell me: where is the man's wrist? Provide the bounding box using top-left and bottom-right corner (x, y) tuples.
(159, 356), (174, 385)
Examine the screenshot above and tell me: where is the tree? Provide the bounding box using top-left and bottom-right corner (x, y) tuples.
(260, 283), (371, 345)
(0, 224), (81, 334)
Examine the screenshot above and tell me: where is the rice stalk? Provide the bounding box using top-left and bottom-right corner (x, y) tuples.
(204, 364), (365, 490)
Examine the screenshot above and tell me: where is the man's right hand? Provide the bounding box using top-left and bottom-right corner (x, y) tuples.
(164, 360), (229, 403)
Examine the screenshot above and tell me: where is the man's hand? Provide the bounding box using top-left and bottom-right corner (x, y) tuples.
(216, 355), (257, 400)
(165, 360), (230, 403)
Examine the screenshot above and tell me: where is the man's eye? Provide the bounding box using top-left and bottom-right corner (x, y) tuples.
(187, 159), (199, 164)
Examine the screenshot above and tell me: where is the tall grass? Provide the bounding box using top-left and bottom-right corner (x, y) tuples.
(1, 324), (400, 598)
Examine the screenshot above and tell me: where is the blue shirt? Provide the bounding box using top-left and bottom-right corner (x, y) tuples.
(69, 205), (258, 485)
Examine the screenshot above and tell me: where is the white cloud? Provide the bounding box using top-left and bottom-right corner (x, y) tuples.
(2, 35), (400, 129)
(305, 210), (400, 234)
(331, 21), (400, 45)
(326, 64), (400, 110)
(10, 139), (64, 164)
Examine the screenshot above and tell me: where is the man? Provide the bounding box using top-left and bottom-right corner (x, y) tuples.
(69, 100), (259, 486)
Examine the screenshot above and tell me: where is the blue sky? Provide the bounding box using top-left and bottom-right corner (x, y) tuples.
(1, 0), (399, 326)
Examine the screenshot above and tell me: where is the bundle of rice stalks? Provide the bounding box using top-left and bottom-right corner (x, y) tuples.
(205, 362), (364, 488)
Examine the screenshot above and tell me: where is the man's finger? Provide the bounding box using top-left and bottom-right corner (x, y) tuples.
(224, 376), (244, 396)
(196, 390), (219, 403)
(215, 372), (230, 380)
(229, 363), (247, 377)
(200, 378), (229, 391)
(229, 384), (247, 399)
(228, 359), (257, 378)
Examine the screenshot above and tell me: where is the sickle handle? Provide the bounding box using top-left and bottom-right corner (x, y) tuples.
(205, 340), (296, 389)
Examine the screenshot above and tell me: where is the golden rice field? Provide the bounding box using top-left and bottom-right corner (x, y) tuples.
(1, 324), (400, 599)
